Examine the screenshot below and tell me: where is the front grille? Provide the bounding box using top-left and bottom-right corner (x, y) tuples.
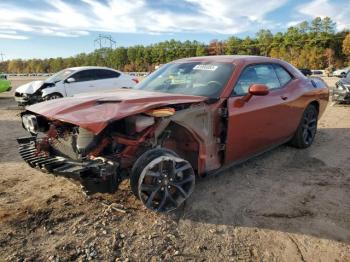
(17, 136), (91, 176)
(17, 136), (70, 172)
(17, 136), (121, 194)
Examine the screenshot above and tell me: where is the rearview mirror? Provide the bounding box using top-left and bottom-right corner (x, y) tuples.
(66, 77), (76, 83)
(242, 84), (269, 102)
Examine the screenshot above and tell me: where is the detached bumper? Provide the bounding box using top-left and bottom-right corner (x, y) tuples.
(14, 93), (42, 106)
(17, 136), (121, 194)
(14, 93), (30, 105)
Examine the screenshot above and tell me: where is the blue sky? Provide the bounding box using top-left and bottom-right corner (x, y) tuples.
(0, 0), (349, 60)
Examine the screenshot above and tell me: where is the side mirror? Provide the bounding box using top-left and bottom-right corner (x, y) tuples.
(66, 77), (76, 83)
(242, 84), (269, 102)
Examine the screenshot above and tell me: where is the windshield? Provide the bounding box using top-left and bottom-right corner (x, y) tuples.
(45, 69), (77, 83)
(134, 62), (234, 98)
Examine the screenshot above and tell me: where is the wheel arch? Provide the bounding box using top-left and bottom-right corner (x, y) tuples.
(309, 100), (320, 114)
(41, 89), (64, 98)
(158, 120), (201, 173)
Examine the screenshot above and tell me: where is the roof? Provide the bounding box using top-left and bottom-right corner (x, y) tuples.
(67, 66), (118, 71)
(175, 55), (282, 64)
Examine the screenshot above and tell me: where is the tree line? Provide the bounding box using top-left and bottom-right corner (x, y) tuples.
(1, 17), (350, 74)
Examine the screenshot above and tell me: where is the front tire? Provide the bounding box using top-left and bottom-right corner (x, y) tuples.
(290, 104), (318, 148)
(130, 148), (195, 213)
(44, 93), (63, 101)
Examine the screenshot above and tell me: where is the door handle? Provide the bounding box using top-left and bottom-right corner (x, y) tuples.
(281, 96), (288, 100)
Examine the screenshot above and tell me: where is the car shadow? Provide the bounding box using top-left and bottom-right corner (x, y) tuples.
(179, 128), (350, 244)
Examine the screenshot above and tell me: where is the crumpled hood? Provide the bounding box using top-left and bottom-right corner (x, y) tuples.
(16, 80), (44, 94)
(26, 89), (207, 134)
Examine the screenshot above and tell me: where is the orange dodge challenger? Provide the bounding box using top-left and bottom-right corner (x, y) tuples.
(17, 56), (329, 212)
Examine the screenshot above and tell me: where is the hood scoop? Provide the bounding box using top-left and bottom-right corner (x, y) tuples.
(96, 99), (122, 104)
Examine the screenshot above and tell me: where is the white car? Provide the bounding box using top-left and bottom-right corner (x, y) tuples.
(14, 66), (138, 106)
(333, 67), (350, 78)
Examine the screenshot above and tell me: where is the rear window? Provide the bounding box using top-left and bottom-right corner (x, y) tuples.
(274, 65), (292, 86)
(95, 69), (120, 79)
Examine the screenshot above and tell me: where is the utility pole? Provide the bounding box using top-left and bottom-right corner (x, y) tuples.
(94, 34), (116, 61)
(0, 53), (5, 62)
(94, 34), (116, 49)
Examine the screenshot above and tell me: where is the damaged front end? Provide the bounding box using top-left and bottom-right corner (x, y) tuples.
(333, 81), (350, 103)
(17, 110), (161, 194)
(14, 82), (55, 106)
(14, 92), (43, 106)
(17, 136), (119, 194)
(16, 87), (220, 212)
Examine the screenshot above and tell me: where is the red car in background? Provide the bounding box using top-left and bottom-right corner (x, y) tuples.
(17, 56), (329, 213)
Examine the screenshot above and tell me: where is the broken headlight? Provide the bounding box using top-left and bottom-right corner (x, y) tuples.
(22, 114), (48, 134)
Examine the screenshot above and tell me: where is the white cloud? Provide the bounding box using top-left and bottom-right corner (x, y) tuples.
(297, 0), (350, 30)
(0, 30), (17, 34)
(0, 0), (290, 39)
(287, 20), (303, 27)
(186, 0), (287, 22)
(0, 33), (28, 40)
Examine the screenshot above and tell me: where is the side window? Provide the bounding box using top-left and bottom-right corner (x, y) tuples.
(95, 69), (120, 80)
(71, 70), (96, 82)
(274, 65), (292, 86)
(233, 64), (280, 96)
(346, 71), (350, 80)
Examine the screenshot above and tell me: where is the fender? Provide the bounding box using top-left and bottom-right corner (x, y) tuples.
(154, 102), (223, 174)
(41, 82), (66, 97)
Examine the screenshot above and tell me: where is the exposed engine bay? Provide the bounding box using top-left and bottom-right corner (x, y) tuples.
(19, 111), (160, 193)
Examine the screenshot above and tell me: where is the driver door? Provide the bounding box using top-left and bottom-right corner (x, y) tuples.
(225, 63), (293, 164)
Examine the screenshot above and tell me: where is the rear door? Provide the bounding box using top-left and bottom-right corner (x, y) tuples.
(93, 69), (121, 90)
(225, 63), (295, 163)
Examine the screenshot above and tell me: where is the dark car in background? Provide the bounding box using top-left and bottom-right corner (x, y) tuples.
(333, 72), (350, 103)
(298, 68), (312, 76)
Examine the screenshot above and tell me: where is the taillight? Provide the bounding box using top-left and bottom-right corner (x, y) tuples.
(132, 78), (139, 84)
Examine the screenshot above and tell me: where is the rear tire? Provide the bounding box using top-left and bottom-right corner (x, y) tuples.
(289, 104), (318, 149)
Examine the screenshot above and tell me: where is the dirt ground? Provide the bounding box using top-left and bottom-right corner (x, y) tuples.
(0, 77), (349, 262)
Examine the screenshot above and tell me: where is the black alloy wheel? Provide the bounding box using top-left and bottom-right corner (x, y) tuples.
(301, 107), (318, 146)
(290, 104), (318, 148)
(131, 149), (195, 213)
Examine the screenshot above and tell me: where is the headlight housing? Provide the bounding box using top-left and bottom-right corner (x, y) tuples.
(22, 114), (48, 133)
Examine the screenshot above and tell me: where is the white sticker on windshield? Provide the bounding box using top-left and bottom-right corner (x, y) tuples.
(193, 65), (218, 71)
